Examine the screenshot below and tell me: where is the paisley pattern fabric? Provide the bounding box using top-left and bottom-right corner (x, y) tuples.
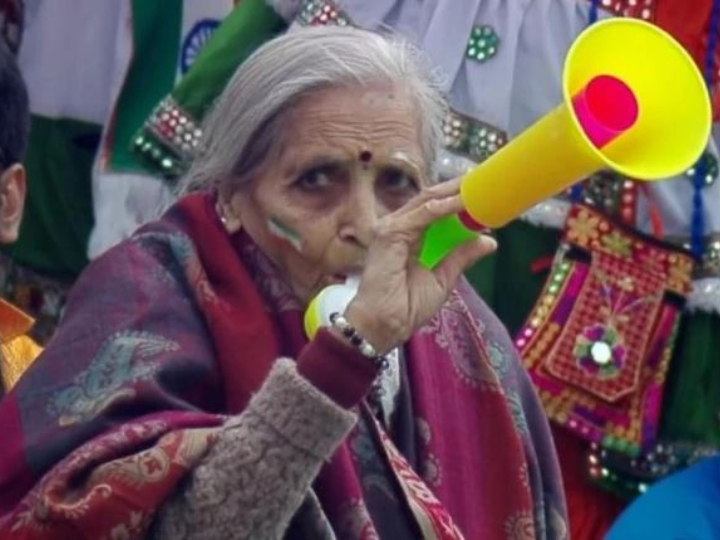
(0, 194), (566, 539)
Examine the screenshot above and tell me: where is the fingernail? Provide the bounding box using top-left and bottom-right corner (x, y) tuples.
(480, 235), (498, 251)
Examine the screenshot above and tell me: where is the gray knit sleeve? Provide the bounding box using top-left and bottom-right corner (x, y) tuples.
(150, 358), (357, 540)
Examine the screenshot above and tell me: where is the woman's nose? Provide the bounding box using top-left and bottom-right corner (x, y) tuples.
(337, 186), (383, 248)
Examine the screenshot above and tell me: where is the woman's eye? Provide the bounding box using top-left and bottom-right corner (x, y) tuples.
(295, 168), (334, 191)
(379, 168), (419, 193)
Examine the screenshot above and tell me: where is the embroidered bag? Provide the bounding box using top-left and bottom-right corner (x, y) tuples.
(516, 204), (693, 456)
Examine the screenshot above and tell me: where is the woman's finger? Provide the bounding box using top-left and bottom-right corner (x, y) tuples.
(432, 235), (497, 295)
(391, 194), (465, 234)
(397, 177), (462, 214)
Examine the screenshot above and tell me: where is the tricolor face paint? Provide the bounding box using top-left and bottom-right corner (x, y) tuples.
(267, 215), (303, 252)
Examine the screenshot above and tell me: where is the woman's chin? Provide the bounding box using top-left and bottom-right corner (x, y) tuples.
(289, 272), (353, 307)
(289, 283), (323, 308)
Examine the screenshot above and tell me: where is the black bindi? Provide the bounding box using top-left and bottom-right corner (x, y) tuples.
(359, 150), (373, 162)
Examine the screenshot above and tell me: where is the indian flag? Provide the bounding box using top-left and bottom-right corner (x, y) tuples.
(11, 0), (129, 280)
(91, 0), (235, 259)
(11, 0), (235, 276)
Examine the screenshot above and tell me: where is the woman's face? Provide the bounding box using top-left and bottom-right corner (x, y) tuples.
(226, 83), (427, 305)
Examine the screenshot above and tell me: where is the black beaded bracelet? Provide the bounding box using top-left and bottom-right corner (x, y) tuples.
(329, 312), (389, 372)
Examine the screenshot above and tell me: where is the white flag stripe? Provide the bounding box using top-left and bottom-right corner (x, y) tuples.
(178, 0), (234, 79)
(18, 0), (130, 123)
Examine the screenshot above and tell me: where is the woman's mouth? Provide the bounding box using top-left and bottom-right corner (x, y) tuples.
(328, 273), (348, 285)
(326, 270), (362, 286)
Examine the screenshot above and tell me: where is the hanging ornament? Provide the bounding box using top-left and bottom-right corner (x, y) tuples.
(686, 151), (719, 187)
(465, 25), (500, 63)
(298, 0), (349, 27)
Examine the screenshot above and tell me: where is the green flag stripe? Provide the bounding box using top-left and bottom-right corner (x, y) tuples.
(4, 116), (99, 279)
(174, 0), (287, 119)
(109, 0), (183, 171)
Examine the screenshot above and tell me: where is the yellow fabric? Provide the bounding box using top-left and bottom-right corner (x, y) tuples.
(0, 299), (42, 390)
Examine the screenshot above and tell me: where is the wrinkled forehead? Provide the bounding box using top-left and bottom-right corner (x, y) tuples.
(281, 83), (425, 164)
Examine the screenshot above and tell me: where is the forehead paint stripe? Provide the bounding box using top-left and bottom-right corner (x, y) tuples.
(267, 216), (303, 252)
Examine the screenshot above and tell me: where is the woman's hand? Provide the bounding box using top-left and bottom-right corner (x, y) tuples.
(344, 178), (497, 354)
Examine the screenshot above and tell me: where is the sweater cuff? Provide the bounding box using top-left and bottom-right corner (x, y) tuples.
(297, 328), (378, 409)
(230, 358), (356, 459)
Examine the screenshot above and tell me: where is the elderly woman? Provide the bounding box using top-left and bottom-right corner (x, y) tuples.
(0, 27), (566, 539)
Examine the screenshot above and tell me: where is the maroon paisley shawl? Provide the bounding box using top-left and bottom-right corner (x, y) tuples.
(0, 194), (566, 539)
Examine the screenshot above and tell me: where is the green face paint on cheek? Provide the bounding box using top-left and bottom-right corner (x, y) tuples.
(267, 216), (303, 252)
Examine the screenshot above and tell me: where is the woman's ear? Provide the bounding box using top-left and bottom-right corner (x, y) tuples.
(216, 192), (242, 234)
(0, 164), (26, 244)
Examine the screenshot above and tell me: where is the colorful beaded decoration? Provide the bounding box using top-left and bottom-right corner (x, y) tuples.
(595, 0), (655, 20)
(573, 323), (626, 380)
(134, 97), (202, 179)
(579, 171), (638, 225)
(465, 25), (500, 63)
(588, 441), (718, 499)
(517, 205), (693, 457)
(667, 233), (720, 280)
(685, 151), (719, 187)
(298, 0), (349, 26)
(442, 110), (507, 163)
(698, 235), (720, 277)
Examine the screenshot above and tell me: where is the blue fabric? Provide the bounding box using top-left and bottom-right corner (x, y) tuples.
(607, 455), (720, 540)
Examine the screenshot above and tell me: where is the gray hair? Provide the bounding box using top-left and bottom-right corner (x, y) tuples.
(180, 25), (447, 194)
